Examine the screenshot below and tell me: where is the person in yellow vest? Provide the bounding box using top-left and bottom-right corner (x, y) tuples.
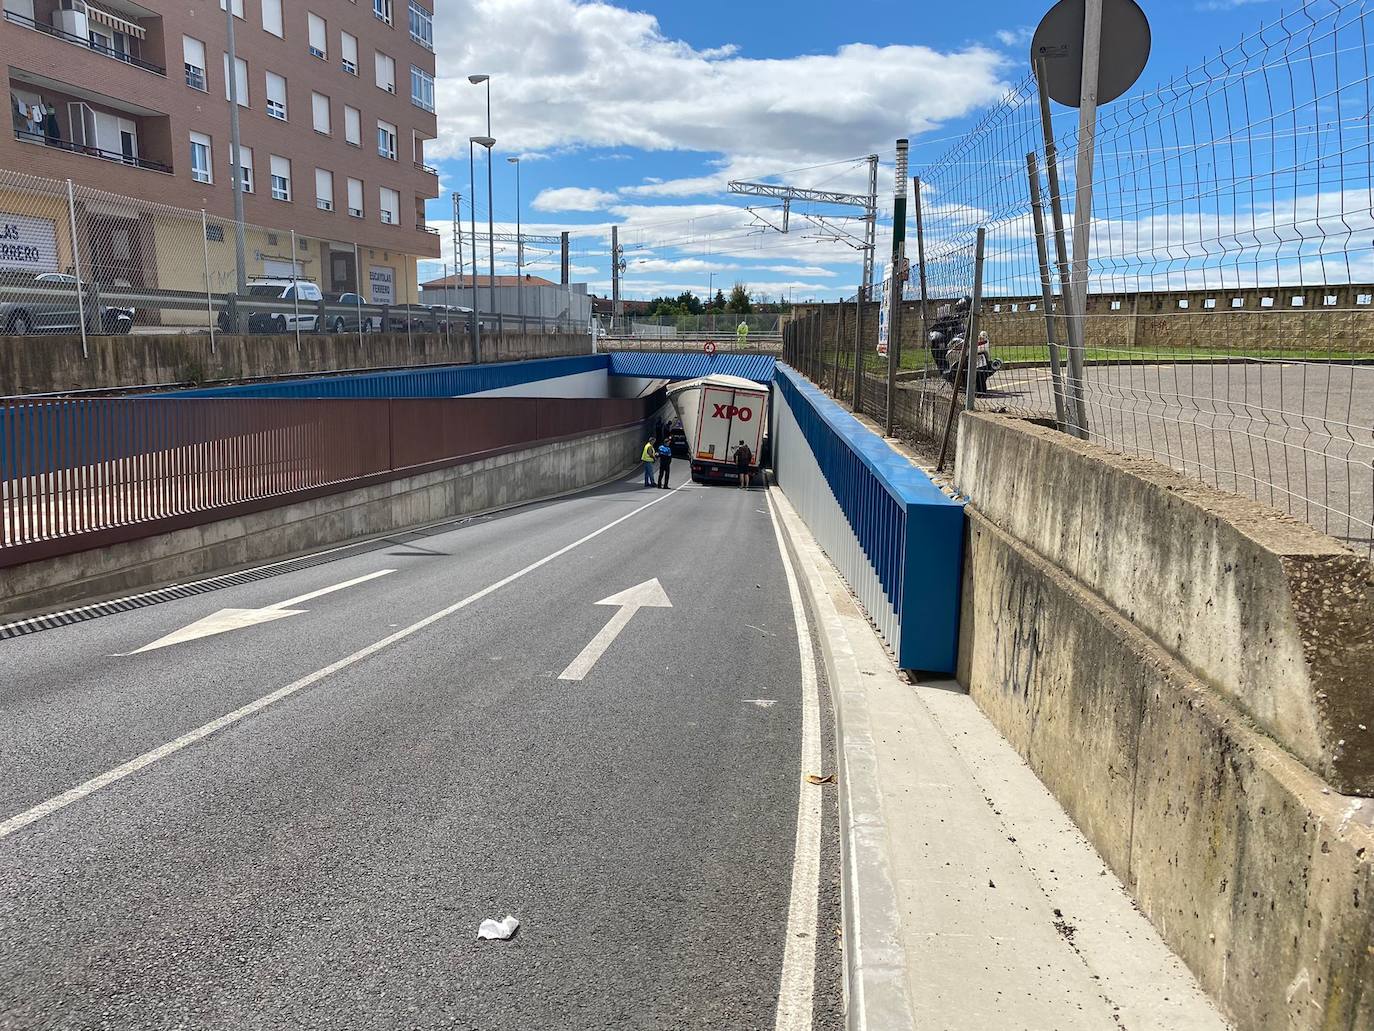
(641, 438), (657, 487)
(736, 321), (750, 347)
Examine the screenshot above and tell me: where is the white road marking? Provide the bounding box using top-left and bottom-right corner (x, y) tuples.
(558, 579), (673, 682)
(130, 570), (395, 654)
(0, 485), (688, 843)
(747, 699), (778, 708)
(765, 488), (823, 1031)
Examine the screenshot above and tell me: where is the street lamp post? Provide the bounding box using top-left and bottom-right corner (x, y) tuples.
(468, 75), (497, 332)
(468, 136), (494, 359)
(508, 156), (523, 332)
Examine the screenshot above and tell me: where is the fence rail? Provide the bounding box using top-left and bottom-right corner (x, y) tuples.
(0, 393), (659, 566)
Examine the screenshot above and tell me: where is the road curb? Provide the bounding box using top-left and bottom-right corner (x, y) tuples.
(768, 486), (915, 1031)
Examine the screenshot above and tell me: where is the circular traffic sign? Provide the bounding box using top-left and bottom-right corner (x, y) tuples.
(1032, 0), (1151, 108)
(705, 341), (717, 356)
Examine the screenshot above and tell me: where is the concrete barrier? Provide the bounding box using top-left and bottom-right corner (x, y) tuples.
(955, 412), (1374, 1031)
(0, 423), (646, 620)
(0, 330), (592, 396)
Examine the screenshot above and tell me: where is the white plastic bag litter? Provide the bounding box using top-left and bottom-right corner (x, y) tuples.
(477, 915), (520, 941)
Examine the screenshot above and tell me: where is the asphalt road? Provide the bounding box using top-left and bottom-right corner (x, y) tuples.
(0, 475), (842, 1030)
(991, 360), (1374, 553)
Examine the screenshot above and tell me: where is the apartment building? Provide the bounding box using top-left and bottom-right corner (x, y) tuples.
(0, 0), (440, 309)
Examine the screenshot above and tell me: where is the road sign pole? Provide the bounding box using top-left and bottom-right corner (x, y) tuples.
(1065, 0), (1102, 439)
(885, 139), (909, 438)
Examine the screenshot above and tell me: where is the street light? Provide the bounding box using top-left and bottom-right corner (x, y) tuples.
(507, 156), (523, 330)
(469, 75), (497, 330)
(469, 135), (494, 360)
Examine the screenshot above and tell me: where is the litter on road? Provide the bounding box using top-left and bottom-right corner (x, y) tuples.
(477, 916), (520, 941)
(805, 774), (836, 786)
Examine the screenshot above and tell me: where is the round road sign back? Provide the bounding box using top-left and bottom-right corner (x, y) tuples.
(1032, 0), (1151, 107)
(705, 341), (717, 356)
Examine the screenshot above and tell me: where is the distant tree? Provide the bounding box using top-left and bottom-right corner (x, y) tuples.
(727, 283), (753, 315)
(675, 290), (703, 315)
(712, 289), (727, 312)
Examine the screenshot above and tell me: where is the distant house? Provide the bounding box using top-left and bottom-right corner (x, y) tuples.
(422, 273), (592, 327)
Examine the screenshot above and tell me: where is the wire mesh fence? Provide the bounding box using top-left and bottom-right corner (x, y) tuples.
(790, 0), (1374, 558)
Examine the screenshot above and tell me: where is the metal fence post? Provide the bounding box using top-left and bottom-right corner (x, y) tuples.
(831, 301), (845, 397)
(1026, 153), (1069, 429)
(202, 210), (216, 353)
(851, 294), (863, 412)
(65, 179), (88, 359)
(290, 229), (301, 350)
(965, 228), (987, 414)
(353, 242), (365, 349)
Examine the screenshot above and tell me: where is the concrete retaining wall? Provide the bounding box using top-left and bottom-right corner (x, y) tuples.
(955, 412), (1374, 1031)
(0, 424), (644, 620)
(0, 330), (592, 396)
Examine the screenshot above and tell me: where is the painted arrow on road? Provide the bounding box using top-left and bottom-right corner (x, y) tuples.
(558, 578), (673, 682)
(130, 569), (396, 654)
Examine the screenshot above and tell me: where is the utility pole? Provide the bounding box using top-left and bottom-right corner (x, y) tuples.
(225, 0), (246, 317)
(610, 225), (623, 333)
(451, 191), (463, 281)
(885, 139), (909, 438)
(862, 154), (879, 301)
(560, 232), (570, 285)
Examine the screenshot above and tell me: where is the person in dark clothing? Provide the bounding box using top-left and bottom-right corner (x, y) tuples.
(733, 440), (753, 488)
(656, 442), (673, 488)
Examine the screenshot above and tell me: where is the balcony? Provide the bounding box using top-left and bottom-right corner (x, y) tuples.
(2, 0), (166, 77)
(10, 71), (174, 174)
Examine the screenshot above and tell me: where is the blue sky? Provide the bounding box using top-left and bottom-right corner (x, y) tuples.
(422, 0), (1295, 301)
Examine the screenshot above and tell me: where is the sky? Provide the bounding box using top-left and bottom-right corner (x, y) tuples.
(421, 0), (1306, 302)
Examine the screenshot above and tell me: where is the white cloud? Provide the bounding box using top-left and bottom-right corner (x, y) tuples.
(431, 0), (1011, 165)
(531, 187), (619, 212)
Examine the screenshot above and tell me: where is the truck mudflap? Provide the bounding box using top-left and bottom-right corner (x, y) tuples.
(690, 459), (757, 484)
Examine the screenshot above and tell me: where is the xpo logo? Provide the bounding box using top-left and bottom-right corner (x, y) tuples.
(712, 404), (754, 422)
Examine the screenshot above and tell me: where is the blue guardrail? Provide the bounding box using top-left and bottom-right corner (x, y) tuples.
(773, 364), (965, 674)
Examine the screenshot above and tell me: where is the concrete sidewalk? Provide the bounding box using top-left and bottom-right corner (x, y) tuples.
(770, 487), (1231, 1031)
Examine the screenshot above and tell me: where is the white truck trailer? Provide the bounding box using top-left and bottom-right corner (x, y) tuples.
(665, 374), (770, 484)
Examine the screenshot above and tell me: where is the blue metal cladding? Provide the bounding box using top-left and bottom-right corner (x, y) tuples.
(163, 354), (611, 399)
(606, 351), (776, 384)
(773, 363), (965, 673)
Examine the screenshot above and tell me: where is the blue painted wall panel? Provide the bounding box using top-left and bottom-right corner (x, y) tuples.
(607, 352), (776, 383)
(773, 364), (964, 673)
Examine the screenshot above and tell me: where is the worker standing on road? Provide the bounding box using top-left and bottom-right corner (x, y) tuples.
(656, 441), (673, 489)
(733, 440), (753, 489)
(641, 438), (657, 487)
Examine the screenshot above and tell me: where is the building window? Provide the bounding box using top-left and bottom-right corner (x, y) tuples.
(341, 32), (359, 75)
(315, 168), (334, 211)
(223, 54), (249, 106)
(234, 145), (254, 193)
(1109, 299), (1122, 311)
(347, 177), (364, 218)
(344, 105), (362, 146)
(408, 1), (433, 49)
(1231, 297), (1245, 308)
(374, 0), (393, 25)
(270, 154), (291, 201)
(1204, 298), (1217, 309)
(308, 13), (327, 60)
(266, 71), (287, 120)
(183, 36), (208, 91)
(375, 51), (395, 93)
(379, 186), (399, 225)
(206, 223), (225, 242)
(190, 132), (213, 183)
(377, 121), (397, 160)
(312, 92), (331, 134)
(219, 0), (244, 18)
(262, 0), (283, 37)
(410, 67), (434, 112)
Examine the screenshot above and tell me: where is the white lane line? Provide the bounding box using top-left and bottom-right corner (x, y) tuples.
(0, 485), (688, 843)
(765, 487), (823, 1031)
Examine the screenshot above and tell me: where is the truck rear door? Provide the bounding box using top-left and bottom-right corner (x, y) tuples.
(695, 386), (767, 463)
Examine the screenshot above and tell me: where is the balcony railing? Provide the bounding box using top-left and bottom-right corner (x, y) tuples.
(414, 160), (437, 176)
(3, 10), (166, 76)
(14, 129), (172, 174)
(417, 223), (439, 236)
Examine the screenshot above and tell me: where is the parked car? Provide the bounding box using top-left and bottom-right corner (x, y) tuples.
(242, 278), (323, 334)
(427, 304), (473, 332)
(0, 270), (133, 335)
(324, 292), (378, 334)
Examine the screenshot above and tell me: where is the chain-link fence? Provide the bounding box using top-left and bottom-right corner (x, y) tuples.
(0, 164), (497, 358)
(789, 0), (1374, 558)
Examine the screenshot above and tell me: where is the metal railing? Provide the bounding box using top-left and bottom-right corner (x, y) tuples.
(3, 10), (166, 75)
(0, 392), (659, 565)
(13, 130), (172, 174)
